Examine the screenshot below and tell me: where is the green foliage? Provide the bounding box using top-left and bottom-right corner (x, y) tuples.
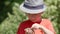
(0, 0), (59, 34)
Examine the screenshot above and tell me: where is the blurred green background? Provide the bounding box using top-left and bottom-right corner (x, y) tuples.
(0, 0), (59, 34)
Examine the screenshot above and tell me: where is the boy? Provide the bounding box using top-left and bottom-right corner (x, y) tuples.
(17, 0), (56, 34)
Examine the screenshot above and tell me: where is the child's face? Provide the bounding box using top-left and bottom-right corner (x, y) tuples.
(26, 13), (42, 22)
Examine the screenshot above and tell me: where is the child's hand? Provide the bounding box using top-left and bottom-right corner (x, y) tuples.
(31, 23), (43, 29)
(24, 28), (33, 34)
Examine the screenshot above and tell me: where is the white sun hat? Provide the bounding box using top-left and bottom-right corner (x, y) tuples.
(19, 0), (46, 14)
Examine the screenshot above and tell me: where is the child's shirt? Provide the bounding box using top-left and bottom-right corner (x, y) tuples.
(17, 19), (55, 34)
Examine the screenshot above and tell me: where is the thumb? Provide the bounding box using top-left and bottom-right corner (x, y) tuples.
(24, 28), (29, 32)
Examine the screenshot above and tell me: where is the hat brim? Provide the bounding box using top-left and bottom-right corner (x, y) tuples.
(19, 3), (46, 14)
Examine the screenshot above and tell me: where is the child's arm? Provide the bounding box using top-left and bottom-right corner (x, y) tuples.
(42, 19), (56, 34)
(31, 21), (56, 34)
(41, 25), (54, 34)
